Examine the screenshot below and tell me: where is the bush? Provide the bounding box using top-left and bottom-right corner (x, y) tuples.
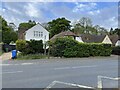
(50, 37), (78, 57)
(50, 37), (112, 58)
(16, 40), (27, 53)
(63, 43), (90, 57)
(112, 46), (120, 55)
(16, 39), (44, 55)
(27, 40), (44, 54)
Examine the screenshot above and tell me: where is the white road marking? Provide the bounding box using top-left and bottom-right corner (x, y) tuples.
(0, 63), (34, 66)
(71, 65), (97, 69)
(0, 64), (10, 66)
(45, 81), (57, 89)
(54, 67), (71, 70)
(1, 71), (23, 74)
(97, 75), (119, 88)
(14, 64), (19, 65)
(45, 80), (94, 89)
(21, 63), (33, 65)
(54, 65), (97, 70)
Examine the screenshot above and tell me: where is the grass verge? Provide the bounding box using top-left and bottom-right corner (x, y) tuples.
(16, 53), (47, 60)
(0, 52), (2, 56)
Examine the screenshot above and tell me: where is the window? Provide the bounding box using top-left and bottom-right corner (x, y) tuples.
(39, 32), (41, 37)
(36, 31), (38, 37)
(41, 32), (43, 37)
(34, 31), (43, 37)
(45, 35), (46, 40)
(34, 31), (36, 37)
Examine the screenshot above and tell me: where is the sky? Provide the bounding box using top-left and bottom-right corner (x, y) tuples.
(1, 2), (118, 30)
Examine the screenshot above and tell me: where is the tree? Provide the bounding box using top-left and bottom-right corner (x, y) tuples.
(9, 23), (17, 31)
(41, 23), (49, 30)
(98, 27), (108, 35)
(113, 28), (120, 36)
(0, 30), (1, 42)
(1, 16), (18, 44)
(18, 20), (36, 39)
(18, 20), (36, 32)
(94, 25), (108, 35)
(72, 23), (85, 35)
(109, 28), (114, 35)
(79, 17), (92, 28)
(72, 17), (98, 35)
(48, 17), (71, 38)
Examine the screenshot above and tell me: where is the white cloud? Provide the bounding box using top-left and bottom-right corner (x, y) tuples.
(2, 2), (118, 30)
(7, 7), (22, 15)
(90, 5), (118, 29)
(73, 2), (97, 12)
(24, 3), (40, 18)
(88, 10), (100, 15)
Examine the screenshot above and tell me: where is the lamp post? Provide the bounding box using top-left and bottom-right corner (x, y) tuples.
(44, 35), (46, 55)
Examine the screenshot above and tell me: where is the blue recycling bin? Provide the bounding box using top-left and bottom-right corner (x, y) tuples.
(12, 50), (17, 59)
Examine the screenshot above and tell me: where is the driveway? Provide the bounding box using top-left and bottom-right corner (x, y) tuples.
(0, 52), (11, 60)
(2, 55), (119, 89)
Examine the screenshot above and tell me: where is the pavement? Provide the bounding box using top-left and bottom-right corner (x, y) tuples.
(1, 55), (119, 89)
(0, 52), (11, 61)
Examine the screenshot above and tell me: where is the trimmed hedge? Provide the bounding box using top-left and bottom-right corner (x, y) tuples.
(16, 39), (43, 55)
(112, 46), (120, 55)
(50, 37), (112, 57)
(50, 37), (78, 57)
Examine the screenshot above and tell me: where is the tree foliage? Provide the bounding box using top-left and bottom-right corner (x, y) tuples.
(72, 17), (108, 35)
(108, 28), (120, 36)
(18, 20), (36, 31)
(1, 16), (18, 44)
(113, 28), (120, 35)
(48, 17), (71, 38)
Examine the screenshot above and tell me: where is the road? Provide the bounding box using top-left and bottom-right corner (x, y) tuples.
(2, 55), (119, 89)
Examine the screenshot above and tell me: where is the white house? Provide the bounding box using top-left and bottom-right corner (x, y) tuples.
(75, 37), (84, 43)
(25, 23), (49, 43)
(115, 40), (120, 46)
(79, 34), (113, 44)
(102, 35), (112, 44)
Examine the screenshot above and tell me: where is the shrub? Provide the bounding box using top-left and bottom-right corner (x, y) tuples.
(27, 40), (44, 54)
(112, 46), (120, 55)
(16, 39), (44, 55)
(16, 40), (27, 53)
(50, 37), (112, 58)
(50, 37), (78, 57)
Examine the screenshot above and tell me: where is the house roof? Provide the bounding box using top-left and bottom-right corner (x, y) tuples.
(80, 34), (119, 45)
(50, 31), (77, 41)
(109, 35), (119, 45)
(80, 34), (106, 43)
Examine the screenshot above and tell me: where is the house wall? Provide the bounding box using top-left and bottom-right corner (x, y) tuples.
(25, 24), (49, 43)
(102, 35), (112, 44)
(115, 40), (120, 46)
(75, 37), (84, 43)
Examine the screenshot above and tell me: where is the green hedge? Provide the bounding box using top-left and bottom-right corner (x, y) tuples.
(50, 37), (78, 57)
(16, 39), (43, 55)
(112, 46), (120, 55)
(50, 37), (112, 57)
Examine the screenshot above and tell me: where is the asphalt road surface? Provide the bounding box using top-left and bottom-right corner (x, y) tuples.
(2, 55), (119, 89)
